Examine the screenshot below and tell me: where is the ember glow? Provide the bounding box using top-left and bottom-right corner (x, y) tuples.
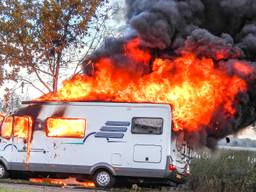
(30, 177), (95, 188)
(46, 118), (86, 138)
(233, 61), (254, 76)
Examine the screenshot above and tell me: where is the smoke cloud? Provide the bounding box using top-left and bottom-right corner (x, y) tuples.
(84, 0), (256, 149)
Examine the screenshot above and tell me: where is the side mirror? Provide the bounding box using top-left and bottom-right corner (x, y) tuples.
(225, 137), (230, 143)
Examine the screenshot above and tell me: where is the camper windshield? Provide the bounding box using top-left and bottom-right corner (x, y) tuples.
(1, 116), (13, 139)
(0, 116), (33, 140)
(13, 116), (33, 139)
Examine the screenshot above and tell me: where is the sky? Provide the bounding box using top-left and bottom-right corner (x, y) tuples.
(237, 126), (256, 140)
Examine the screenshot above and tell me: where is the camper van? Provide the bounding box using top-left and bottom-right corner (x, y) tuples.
(0, 102), (191, 188)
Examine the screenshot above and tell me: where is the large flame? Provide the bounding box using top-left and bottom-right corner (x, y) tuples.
(37, 38), (250, 133)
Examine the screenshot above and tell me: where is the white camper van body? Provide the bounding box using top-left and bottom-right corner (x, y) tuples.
(0, 102), (190, 186)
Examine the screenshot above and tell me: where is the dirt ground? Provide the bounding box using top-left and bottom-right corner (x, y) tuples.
(0, 183), (101, 192)
(0, 182), (184, 192)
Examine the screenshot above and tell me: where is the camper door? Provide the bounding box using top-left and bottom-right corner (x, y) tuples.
(0, 116), (14, 163)
(0, 116), (32, 169)
(45, 117), (86, 168)
(1, 115), (49, 171)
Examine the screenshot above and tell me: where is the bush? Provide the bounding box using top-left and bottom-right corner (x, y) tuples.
(188, 150), (256, 192)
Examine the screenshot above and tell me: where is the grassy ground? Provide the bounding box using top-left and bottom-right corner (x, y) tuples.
(187, 149), (256, 192)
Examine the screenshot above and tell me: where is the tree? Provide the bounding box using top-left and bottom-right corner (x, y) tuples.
(0, 0), (106, 94)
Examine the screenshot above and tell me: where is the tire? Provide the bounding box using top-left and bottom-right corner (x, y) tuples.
(93, 169), (115, 188)
(0, 163), (8, 179)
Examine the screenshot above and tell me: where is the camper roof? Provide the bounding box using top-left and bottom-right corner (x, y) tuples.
(22, 101), (171, 108)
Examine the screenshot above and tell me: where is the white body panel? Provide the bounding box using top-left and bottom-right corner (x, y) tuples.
(0, 102), (187, 179)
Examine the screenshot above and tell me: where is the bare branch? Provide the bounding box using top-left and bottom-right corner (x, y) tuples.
(20, 78), (46, 95)
(33, 69), (52, 92)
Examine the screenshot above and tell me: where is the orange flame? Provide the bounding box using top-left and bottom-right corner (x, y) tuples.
(30, 177), (95, 188)
(1, 117), (13, 139)
(13, 116), (33, 139)
(46, 118), (86, 138)
(37, 39), (250, 133)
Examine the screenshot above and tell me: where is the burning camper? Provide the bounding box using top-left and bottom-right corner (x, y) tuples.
(2, 0), (256, 188)
(0, 101), (191, 188)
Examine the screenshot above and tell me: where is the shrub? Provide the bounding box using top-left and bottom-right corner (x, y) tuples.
(188, 150), (256, 192)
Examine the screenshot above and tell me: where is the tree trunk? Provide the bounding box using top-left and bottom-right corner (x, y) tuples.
(53, 52), (62, 92)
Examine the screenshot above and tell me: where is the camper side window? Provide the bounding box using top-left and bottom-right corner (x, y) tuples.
(1, 116), (14, 139)
(46, 117), (86, 138)
(131, 117), (163, 135)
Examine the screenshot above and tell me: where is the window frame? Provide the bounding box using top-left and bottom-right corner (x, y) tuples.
(131, 117), (164, 135)
(45, 117), (87, 139)
(0, 115), (5, 128)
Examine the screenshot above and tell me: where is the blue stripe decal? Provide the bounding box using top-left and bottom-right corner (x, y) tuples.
(3, 144), (16, 150)
(107, 140), (127, 143)
(83, 132), (96, 143)
(62, 142), (84, 145)
(95, 132), (124, 138)
(62, 132), (96, 144)
(100, 126), (127, 132)
(105, 121), (130, 126)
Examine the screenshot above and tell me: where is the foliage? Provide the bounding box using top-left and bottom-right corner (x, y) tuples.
(0, 0), (106, 93)
(188, 150), (256, 192)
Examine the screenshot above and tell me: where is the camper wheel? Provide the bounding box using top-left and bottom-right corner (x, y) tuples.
(93, 169), (115, 188)
(0, 163), (8, 179)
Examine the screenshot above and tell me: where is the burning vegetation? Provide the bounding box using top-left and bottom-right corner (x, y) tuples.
(11, 0), (256, 149)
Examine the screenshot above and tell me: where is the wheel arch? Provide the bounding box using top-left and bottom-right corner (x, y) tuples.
(89, 163), (116, 176)
(0, 157), (10, 170)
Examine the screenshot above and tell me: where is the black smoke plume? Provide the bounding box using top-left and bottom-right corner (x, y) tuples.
(83, 0), (256, 149)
